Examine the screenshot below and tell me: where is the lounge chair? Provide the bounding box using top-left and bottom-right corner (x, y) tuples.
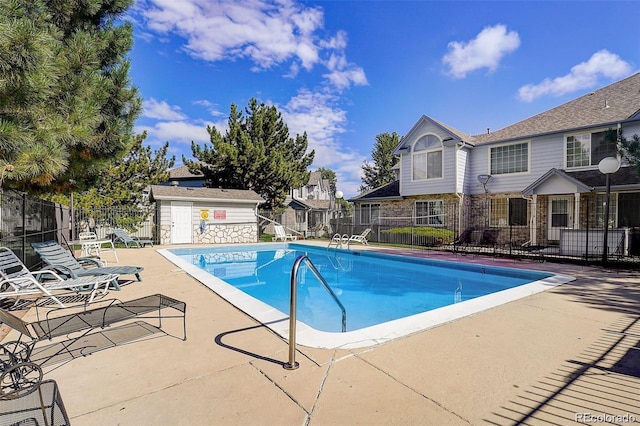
(0, 294), (187, 367)
(31, 241), (144, 283)
(0, 247), (116, 307)
(0, 294), (187, 372)
(347, 228), (371, 245)
(272, 225), (298, 241)
(111, 228), (154, 248)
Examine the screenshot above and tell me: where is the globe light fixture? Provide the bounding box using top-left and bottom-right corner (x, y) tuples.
(598, 156), (620, 264)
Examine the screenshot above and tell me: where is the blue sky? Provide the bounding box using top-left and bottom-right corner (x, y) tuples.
(127, 0), (639, 198)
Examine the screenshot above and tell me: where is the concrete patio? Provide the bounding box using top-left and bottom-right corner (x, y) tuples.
(2, 242), (639, 425)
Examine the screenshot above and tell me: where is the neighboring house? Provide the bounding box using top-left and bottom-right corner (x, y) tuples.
(163, 165), (206, 188)
(350, 73), (640, 250)
(150, 185), (264, 245)
(276, 171), (338, 237)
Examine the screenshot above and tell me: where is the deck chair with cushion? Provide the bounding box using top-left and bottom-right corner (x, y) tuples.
(0, 247), (116, 307)
(32, 241), (144, 283)
(347, 228), (371, 245)
(272, 225), (298, 241)
(111, 228), (154, 248)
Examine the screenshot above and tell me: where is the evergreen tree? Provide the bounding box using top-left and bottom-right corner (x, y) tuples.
(613, 128), (640, 173)
(186, 98), (315, 209)
(71, 133), (175, 209)
(0, 0), (141, 193)
(359, 132), (401, 192)
(317, 167), (337, 194)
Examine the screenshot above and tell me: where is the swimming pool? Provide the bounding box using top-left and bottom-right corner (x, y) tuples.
(159, 243), (574, 349)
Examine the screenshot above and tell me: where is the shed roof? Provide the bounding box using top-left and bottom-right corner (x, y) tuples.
(149, 185), (264, 204)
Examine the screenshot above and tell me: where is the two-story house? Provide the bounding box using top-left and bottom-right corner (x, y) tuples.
(278, 171), (338, 237)
(350, 73), (640, 252)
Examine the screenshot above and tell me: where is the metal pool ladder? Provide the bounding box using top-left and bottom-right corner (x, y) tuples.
(284, 254), (346, 370)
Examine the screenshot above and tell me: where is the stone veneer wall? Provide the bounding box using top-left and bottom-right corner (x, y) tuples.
(158, 223), (258, 245)
(195, 223), (258, 244)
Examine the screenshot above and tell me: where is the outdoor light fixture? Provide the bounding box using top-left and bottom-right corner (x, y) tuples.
(477, 174), (493, 193)
(598, 156), (620, 264)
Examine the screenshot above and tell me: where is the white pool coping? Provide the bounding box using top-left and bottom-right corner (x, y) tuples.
(158, 247), (575, 349)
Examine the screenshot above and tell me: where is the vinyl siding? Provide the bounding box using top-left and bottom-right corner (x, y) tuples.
(399, 120), (457, 196)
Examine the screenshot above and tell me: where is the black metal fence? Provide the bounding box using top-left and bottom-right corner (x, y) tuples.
(2, 191), (637, 269)
(0, 189), (71, 269)
(0, 191), (156, 269)
(73, 206), (156, 241)
(261, 198), (640, 267)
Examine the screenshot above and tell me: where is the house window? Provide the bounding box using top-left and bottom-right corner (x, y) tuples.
(490, 198), (527, 227)
(490, 142), (528, 175)
(295, 210), (305, 224)
(412, 135), (443, 180)
(595, 193), (618, 228)
(595, 192), (640, 228)
(619, 192), (640, 227)
(415, 200), (444, 226)
(566, 130), (617, 168)
(360, 203), (380, 225)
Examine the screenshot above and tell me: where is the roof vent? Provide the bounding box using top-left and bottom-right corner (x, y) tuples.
(487, 128), (490, 134)
(605, 100), (610, 108)
(170, 181), (178, 186)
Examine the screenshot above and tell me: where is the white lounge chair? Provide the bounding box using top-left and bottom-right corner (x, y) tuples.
(348, 228), (371, 245)
(272, 225), (298, 241)
(0, 247), (117, 307)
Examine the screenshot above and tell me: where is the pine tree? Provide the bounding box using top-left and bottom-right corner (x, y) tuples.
(187, 98), (315, 209)
(359, 132), (401, 192)
(0, 0), (141, 192)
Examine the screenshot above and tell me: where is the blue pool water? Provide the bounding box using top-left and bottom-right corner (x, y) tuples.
(168, 244), (552, 333)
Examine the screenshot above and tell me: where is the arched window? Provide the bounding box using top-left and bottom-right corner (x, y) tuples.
(412, 135), (443, 180)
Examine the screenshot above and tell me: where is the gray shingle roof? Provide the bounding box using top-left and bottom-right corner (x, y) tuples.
(169, 165), (203, 179)
(349, 180), (401, 201)
(150, 185), (263, 203)
(472, 73), (640, 144)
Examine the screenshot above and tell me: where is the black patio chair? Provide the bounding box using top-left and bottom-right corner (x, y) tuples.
(0, 361), (71, 426)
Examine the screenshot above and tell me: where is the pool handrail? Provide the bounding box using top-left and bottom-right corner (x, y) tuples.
(285, 254), (347, 370)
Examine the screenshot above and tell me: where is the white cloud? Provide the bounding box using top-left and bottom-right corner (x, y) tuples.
(136, 120), (211, 148)
(443, 24), (520, 79)
(143, 98), (188, 120)
(281, 89), (367, 196)
(517, 50), (634, 102)
(135, 0), (366, 91)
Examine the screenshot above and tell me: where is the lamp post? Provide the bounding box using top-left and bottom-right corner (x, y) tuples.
(335, 190), (343, 234)
(598, 157), (620, 264)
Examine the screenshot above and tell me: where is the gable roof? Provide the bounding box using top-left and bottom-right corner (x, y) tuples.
(149, 185), (264, 204)
(522, 166), (640, 195)
(349, 180), (401, 202)
(394, 116), (473, 153)
(473, 72), (640, 144)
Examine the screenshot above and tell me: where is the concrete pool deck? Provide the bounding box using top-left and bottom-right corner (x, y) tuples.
(2, 241), (639, 425)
